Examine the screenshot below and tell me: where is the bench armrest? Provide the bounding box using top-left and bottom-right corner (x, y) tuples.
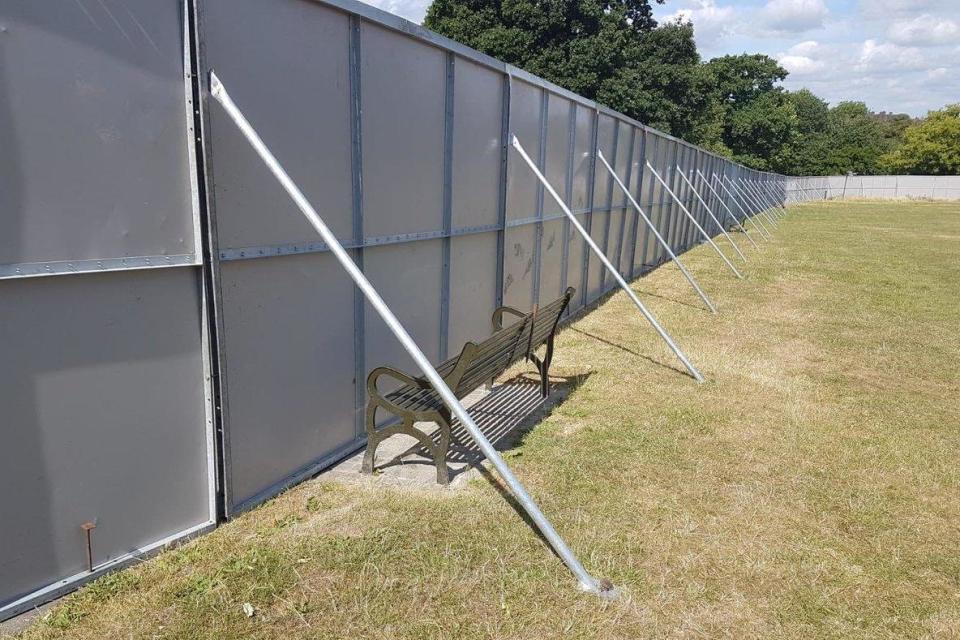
(366, 365), (428, 399)
(492, 305), (527, 331)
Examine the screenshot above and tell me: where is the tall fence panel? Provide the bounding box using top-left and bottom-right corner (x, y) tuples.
(0, 0), (216, 619)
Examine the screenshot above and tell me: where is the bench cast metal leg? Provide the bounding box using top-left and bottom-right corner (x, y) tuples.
(362, 403), (452, 485)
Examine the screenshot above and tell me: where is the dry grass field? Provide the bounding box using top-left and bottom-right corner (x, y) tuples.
(8, 200), (960, 639)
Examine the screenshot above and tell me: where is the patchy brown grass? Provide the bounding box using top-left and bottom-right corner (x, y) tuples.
(9, 200), (960, 639)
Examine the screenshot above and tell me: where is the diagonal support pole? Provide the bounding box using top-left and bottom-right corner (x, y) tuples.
(718, 175), (773, 232)
(713, 174), (772, 239)
(675, 166), (746, 262)
(743, 180), (783, 220)
(752, 180), (787, 216)
(694, 170), (760, 248)
(646, 162), (743, 279)
(730, 178), (778, 228)
(746, 180), (781, 225)
(210, 71), (614, 598)
(511, 136), (705, 383)
(747, 181), (778, 217)
(596, 151), (717, 313)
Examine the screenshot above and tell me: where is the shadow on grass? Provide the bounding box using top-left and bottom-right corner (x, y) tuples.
(569, 327), (695, 380)
(372, 373), (596, 551)
(633, 286), (710, 313)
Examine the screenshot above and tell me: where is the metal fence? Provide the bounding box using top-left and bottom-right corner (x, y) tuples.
(1, 0), (781, 618)
(786, 175), (960, 202)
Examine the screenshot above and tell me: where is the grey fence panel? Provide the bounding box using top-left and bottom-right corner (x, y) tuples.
(655, 135), (674, 260)
(632, 129), (652, 275)
(364, 241), (445, 378)
(544, 94), (573, 219)
(199, 0), (361, 513)
(448, 57), (504, 354)
(0, 1), (198, 273)
(0, 0), (216, 619)
(0, 269), (213, 613)
(566, 104), (594, 312)
(641, 133), (659, 265)
(663, 140), (682, 253)
(539, 219), (566, 303)
(537, 92), (573, 304)
(450, 58), (502, 230)
(506, 80), (543, 222)
(585, 113), (616, 299)
(622, 127), (643, 277)
(503, 79), (542, 311)
(203, 0), (354, 252)
(676, 145), (693, 250)
(362, 24), (446, 238)
(449, 233), (500, 354)
(503, 224), (538, 310)
(610, 122), (635, 278)
(570, 105), (594, 213)
(216, 255), (357, 508)
(786, 175), (959, 201)
(593, 115), (617, 209)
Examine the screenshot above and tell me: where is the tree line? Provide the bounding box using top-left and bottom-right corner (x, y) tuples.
(424, 0), (960, 176)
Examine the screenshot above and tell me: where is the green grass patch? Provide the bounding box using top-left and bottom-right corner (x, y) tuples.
(10, 200), (960, 639)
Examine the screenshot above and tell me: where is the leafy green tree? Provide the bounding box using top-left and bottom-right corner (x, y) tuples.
(707, 54), (787, 107)
(769, 90), (830, 174)
(603, 21), (721, 142)
(422, 0), (941, 175)
(878, 105), (960, 175)
(702, 54), (792, 169)
(424, 0), (662, 98)
(724, 91), (797, 170)
(424, 1), (719, 141)
(788, 89), (829, 135)
(820, 101), (889, 174)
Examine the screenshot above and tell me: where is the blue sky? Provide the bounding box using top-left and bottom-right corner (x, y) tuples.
(358, 0), (959, 116)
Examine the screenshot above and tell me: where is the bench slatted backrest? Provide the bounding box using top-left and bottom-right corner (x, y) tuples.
(453, 290), (572, 396)
(452, 318), (531, 397)
(526, 292), (571, 355)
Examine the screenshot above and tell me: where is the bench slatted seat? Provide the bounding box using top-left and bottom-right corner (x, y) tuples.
(362, 287), (575, 484)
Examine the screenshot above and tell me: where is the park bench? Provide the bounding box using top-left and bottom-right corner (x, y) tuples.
(362, 287), (576, 484)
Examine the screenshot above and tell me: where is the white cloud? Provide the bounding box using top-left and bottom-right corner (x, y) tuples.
(887, 14), (959, 46)
(358, 0), (429, 24)
(660, 0), (738, 51)
(761, 0), (829, 33)
(856, 39), (927, 72)
(859, 0), (956, 19)
(787, 40), (821, 57)
(776, 41), (826, 75)
(779, 55), (825, 74)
